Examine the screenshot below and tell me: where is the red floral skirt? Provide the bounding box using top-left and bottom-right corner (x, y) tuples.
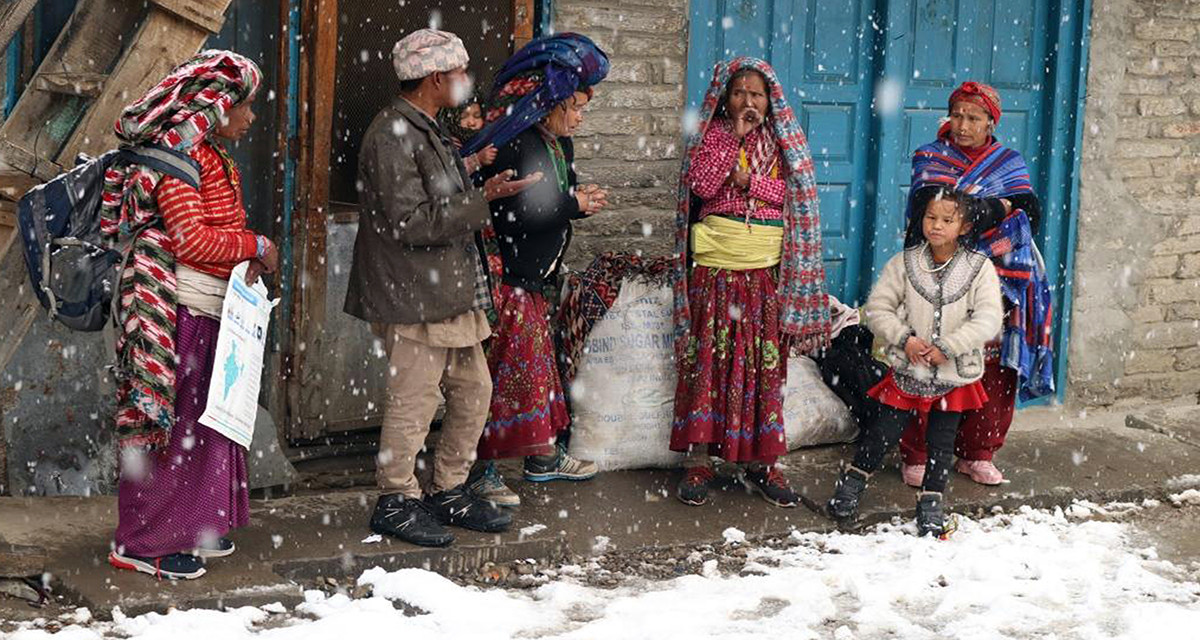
(478, 285), (570, 460)
(868, 371), (989, 415)
(670, 266), (788, 464)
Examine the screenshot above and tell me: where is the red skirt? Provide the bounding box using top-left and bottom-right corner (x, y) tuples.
(868, 371), (988, 415)
(670, 266), (788, 464)
(478, 285), (570, 460)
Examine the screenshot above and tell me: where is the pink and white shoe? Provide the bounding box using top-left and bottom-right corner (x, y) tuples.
(900, 463), (925, 488)
(955, 459), (1004, 485)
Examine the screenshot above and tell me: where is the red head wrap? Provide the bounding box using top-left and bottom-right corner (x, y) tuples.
(948, 81), (1001, 123)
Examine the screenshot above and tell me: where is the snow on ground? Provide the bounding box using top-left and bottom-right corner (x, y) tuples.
(6, 505), (1199, 640)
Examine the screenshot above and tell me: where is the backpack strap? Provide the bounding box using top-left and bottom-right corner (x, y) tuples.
(117, 144), (202, 190)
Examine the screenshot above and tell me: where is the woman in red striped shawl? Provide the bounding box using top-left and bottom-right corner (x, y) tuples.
(670, 58), (831, 508)
(105, 50), (271, 580)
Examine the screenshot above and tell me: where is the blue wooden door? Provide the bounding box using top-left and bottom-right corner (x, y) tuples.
(687, 0), (1090, 397)
(686, 0), (878, 304)
(870, 0), (1052, 272)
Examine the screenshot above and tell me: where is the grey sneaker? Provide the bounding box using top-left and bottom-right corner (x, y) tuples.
(468, 462), (521, 507)
(524, 446), (599, 482)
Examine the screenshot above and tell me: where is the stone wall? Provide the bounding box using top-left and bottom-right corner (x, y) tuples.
(1071, 0), (1200, 406)
(552, 0), (689, 265)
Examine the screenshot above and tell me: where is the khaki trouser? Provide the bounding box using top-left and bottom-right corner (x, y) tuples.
(373, 324), (492, 498)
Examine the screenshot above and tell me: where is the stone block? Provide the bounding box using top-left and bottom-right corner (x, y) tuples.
(574, 111), (651, 138)
(1156, 3), (1200, 20)
(1122, 77), (1170, 95)
(1149, 156), (1200, 179)
(618, 33), (687, 57)
(1138, 96), (1187, 116)
(590, 84), (683, 110)
(1175, 347), (1200, 371)
(1126, 56), (1189, 76)
(1115, 371), (1200, 401)
(1112, 158), (1155, 178)
(1125, 177), (1187, 197)
(1147, 255), (1180, 279)
(1130, 304), (1166, 324)
(603, 59), (655, 84)
(1154, 40), (1200, 57)
(573, 135), (678, 161)
(1135, 320), (1200, 349)
(1178, 216), (1200, 235)
(1115, 117), (1153, 139)
(1118, 139), (1181, 158)
(1152, 233), (1200, 256)
(1124, 348), (1176, 374)
(1179, 253), (1200, 278)
(650, 112), (682, 136)
(1147, 279), (1200, 305)
(1168, 301), (1200, 321)
(1162, 121), (1200, 138)
(659, 57), (685, 84)
(575, 158), (677, 187)
(554, 4), (686, 34)
(1133, 19), (1196, 42)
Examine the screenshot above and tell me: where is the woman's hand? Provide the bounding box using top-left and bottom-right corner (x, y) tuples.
(485, 170), (543, 201)
(474, 145), (498, 168)
(576, 183), (608, 215)
(731, 108), (760, 139)
(1000, 198), (1013, 215)
(728, 170), (751, 191)
(245, 237), (278, 284)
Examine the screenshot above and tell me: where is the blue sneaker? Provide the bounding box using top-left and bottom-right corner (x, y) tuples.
(467, 462), (521, 507)
(523, 446), (599, 482)
(109, 551), (205, 580)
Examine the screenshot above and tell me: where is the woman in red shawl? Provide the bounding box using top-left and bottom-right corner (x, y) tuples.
(670, 58), (831, 508)
(897, 81), (1047, 489)
(105, 51), (271, 580)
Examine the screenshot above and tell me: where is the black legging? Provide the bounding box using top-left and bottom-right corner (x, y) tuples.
(852, 406), (963, 493)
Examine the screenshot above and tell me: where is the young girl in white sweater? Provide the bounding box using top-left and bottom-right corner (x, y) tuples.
(827, 187), (1003, 536)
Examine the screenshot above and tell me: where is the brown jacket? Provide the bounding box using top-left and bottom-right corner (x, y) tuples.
(344, 97), (491, 325)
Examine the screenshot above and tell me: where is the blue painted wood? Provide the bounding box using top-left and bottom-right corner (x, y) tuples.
(685, 0), (879, 303)
(687, 0), (1092, 397)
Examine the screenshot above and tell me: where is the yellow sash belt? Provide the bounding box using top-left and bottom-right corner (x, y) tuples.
(690, 215), (783, 271)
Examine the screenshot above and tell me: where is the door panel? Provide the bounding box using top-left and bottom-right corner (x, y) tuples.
(688, 0), (1085, 393)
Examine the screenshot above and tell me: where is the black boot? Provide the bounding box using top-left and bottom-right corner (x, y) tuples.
(424, 486), (513, 533)
(916, 491), (947, 537)
(826, 466), (870, 521)
(370, 494), (455, 547)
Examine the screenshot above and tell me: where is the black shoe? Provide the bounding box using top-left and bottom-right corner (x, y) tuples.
(424, 486), (513, 533)
(743, 466), (799, 508)
(109, 551), (206, 580)
(826, 467), (870, 521)
(916, 492), (947, 537)
(193, 537), (235, 559)
(677, 465), (716, 506)
(370, 494), (455, 547)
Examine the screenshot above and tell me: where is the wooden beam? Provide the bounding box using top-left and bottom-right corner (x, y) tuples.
(0, 0), (145, 175)
(56, 1), (236, 163)
(513, 0), (535, 47)
(148, 0), (228, 34)
(0, 170), (40, 201)
(33, 71), (106, 98)
(0, 141), (61, 182)
(0, 0), (38, 51)
(287, 0), (337, 439)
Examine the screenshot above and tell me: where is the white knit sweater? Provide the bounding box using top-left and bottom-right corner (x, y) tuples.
(864, 244), (1004, 398)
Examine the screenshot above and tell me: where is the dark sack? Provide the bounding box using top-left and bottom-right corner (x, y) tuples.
(16, 146), (200, 331)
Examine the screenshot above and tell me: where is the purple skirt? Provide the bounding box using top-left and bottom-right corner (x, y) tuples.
(114, 306), (249, 557)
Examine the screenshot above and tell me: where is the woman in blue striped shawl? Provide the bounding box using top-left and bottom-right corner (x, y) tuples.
(898, 81), (1055, 489)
